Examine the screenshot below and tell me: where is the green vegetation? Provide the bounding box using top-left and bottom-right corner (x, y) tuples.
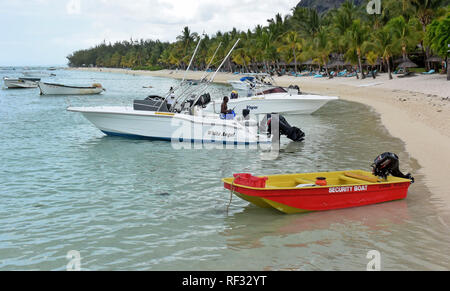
(67, 0), (450, 78)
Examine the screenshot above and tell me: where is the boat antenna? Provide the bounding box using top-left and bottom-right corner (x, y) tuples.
(181, 34), (204, 83)
(157, 34), (204, 112)
(187, 39), (240, 111)
(199, 42), (222, 82)
(209, 38), (240, 83)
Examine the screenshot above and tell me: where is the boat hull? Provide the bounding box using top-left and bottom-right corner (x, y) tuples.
(68, 106), (271, 145)
(228, 80), (251, 91)
(3, 78), (38, 88)
(38, 82), (104, 95)
(205, 93), (338, 115)
(223, 170), (412, 214)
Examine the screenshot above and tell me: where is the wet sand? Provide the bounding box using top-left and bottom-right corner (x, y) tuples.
(69, 67), (450, 207)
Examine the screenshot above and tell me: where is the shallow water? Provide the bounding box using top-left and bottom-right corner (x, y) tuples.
(0, 68), (449, 270)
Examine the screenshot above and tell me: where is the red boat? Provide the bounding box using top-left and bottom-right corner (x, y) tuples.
(223, 170), (413, 214)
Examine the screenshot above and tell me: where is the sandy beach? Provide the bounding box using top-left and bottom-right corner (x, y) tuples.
(70, 67), (450, 205)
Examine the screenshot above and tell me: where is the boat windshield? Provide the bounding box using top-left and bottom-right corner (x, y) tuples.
(256, 87), (287, 96)
(240, 76), (255, 82)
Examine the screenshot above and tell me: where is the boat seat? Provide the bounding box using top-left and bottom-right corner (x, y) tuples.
(295, 178), (315, 185)
(339, 175), (368, 185)
(344, 172), (380, 183)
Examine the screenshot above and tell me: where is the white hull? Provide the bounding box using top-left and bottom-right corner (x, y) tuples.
(38, 82), (104, 95)
(228, 80), (251, 91)
(67, 106), (271, 145)
(3, 78), (38, 88)
(227, 80), (274, 91)
(204, 92), (339, 115)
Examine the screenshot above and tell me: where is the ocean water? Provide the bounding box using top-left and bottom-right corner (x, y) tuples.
(0, 68), (449, 270)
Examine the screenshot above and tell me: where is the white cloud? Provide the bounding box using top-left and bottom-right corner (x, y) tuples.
(80, 0), (299, 42)
(1, 0), (300, 65)
(66, 0), (81, 15)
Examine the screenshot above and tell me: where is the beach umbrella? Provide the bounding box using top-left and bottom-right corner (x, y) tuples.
(397, 59), (418, 69)
(332, 60), (349, 67)
(326, 61), (337, 68)
(426, 56), (442, 63)
(302, 59), (314, 65)
(394, 57), (405, 64)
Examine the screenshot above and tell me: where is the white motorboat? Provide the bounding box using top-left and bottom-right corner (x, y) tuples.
(204, 87), (339, 115)
(38, 82), (105, 95)
(228, 79), (253, 91)
(228, 74), (275, 91)
(3, 77), (39, 89)
(67, 39), (305, 146)
(67, 105), (271, 145)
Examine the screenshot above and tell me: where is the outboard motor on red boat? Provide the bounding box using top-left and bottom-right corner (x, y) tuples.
(371, 152), (414, 183)
(264, 114), (305, 142)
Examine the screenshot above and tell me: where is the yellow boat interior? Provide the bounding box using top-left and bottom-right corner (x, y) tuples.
(223, 170), (410, 190)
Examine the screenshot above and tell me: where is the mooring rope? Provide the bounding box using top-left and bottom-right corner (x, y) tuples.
(226, 178), (235, 214)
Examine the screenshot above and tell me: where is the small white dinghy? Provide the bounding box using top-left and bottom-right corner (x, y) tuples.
(38, 82), (105, 95)
(3, 77), (39, 89)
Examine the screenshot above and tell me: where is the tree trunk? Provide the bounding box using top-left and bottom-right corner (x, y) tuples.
(447, 58), (450, 81)
(387, 57), (392, 80)
(421, 23), (431, 71)
(323, 58), (329, 77)
(357, 54), (364, 79)
(293, 49), (298, 74)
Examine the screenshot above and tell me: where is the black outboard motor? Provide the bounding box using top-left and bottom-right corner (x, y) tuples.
(266, 114), (305, 142)
(372, 152), (414, 183)
(189, 93), (211, 107)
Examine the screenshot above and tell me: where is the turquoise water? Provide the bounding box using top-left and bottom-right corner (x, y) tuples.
(1, 68), (449, 270)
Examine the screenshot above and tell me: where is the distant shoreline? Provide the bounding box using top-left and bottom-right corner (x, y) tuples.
(68, 67), (450, 203)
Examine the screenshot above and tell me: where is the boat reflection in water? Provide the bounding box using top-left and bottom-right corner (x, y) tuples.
(221, 199), (411, 250)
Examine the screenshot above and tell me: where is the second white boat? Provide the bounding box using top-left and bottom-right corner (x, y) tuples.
(204, 87), (339, 115)
(38, 82), (105, 95)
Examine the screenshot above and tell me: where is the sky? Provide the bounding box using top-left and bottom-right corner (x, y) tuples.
(0, 0), (299, 66)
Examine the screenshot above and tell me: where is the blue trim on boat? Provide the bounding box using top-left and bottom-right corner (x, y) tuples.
(100, 130), (269, 145)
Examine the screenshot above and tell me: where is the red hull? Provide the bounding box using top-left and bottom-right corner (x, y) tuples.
(224, 182), (410, 212)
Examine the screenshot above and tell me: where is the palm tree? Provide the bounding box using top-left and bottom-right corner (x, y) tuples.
(176, 26), (199, 68)
(277, 31), (303, 74)
(346, 19), (369, 79)
(410, 0), (444, 32)
(363, 28), (398, 79)
(387, 16), (423, 61)
(313, 29), (332, 76)
(425, 13), (450, 80)
(365, 51), (379, 79)
(292, 7), (322, 39)
(333, 1), (358, 36)
(410, 0), (445, 67)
